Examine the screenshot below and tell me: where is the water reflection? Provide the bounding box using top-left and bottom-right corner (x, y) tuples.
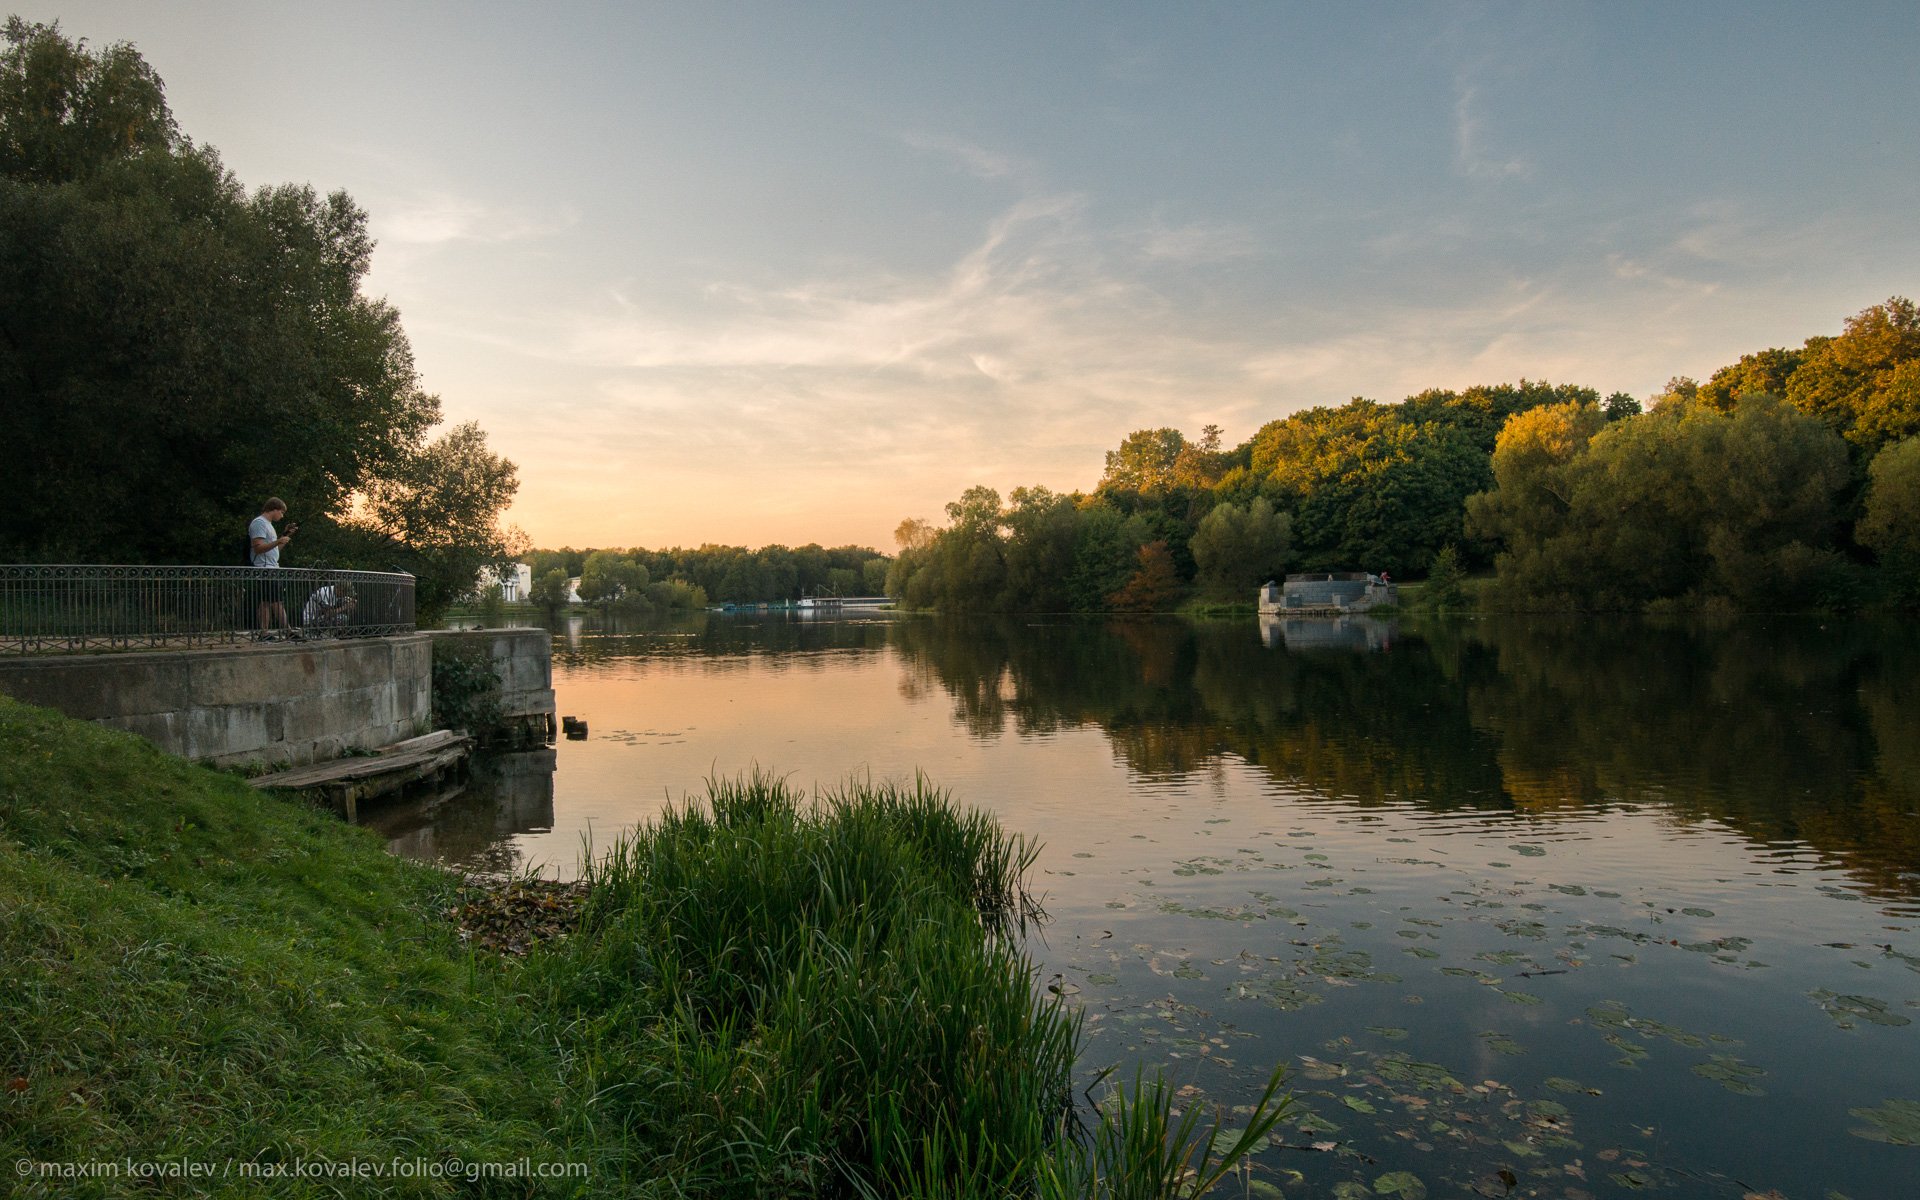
(1259, 613), (1395, 652)
(884, 615), (1920, 905)
(364, 749), (557, 877)
(423, 611), (1920, 904)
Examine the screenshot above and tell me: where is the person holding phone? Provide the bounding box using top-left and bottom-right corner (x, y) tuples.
(249, 498), (299, 637)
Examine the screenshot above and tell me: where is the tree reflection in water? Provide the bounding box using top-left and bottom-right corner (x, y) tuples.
(884, 614), (1920, 905)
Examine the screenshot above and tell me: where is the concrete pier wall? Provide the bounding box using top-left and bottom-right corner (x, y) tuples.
(426, 628), (556, 747)
(0, 635), (432, 768)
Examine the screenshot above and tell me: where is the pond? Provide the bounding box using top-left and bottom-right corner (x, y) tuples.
(373, 612), (1920, 1199)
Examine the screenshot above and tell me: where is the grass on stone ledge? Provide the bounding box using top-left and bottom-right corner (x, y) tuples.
(1, 698), (1285, 1198)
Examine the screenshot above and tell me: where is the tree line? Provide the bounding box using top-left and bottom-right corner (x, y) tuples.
(0, 20), (519, 621)
(891, 299), (1919, 613)
(522, 543), (891, 609)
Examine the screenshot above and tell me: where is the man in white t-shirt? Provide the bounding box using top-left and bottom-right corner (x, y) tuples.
(248, 498), (299, 636)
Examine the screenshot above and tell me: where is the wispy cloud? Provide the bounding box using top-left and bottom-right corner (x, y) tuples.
(899, 131), (1028, 181)
(1452, 80), (1527, 180)
(377, 191), (576, 246)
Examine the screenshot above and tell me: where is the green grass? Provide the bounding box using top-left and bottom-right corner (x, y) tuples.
(0, 697), (563, 1198)
(0, 699), (1285, 1198)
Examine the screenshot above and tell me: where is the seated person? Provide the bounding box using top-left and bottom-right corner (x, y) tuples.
(302, 582), (358, 629)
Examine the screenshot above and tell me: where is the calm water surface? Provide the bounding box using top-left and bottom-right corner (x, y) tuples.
(376, 613), (1920, 1199)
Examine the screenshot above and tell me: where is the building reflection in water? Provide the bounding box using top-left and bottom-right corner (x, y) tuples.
(364, 749), (557, 877)
(1258, 614), (1395, 652)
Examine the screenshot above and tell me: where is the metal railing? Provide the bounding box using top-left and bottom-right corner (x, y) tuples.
(0, 565), (415, 654)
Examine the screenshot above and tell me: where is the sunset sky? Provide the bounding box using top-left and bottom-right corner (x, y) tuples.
(21, 2), (1920, 551)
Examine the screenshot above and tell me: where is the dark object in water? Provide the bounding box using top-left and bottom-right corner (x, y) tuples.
(562, 716), (588, 739)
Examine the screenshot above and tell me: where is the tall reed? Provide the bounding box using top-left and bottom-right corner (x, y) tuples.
(542, 772), (1287, 1197)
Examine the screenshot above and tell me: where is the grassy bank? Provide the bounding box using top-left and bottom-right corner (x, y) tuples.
(0, 699), (1283, 1197)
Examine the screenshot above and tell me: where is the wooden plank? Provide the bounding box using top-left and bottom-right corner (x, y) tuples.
(251, 731), (472, 791)
(376, 729), (466, 757)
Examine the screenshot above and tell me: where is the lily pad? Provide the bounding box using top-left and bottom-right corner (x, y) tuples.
(1692, 1054), (1766, 1096)
(1478, 1031), (1524, 1056)
(1809, 989), (1912, 1029)
(1373, 1170), (1428, 1198)
(1511, 844), (1547, 857)
(1545, 1076), (1599, 1095)
(1848, 1098), (1920, 1145)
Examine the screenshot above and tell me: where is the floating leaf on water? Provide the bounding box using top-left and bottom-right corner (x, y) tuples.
(1692, 1054), (1766, 1096)
(1087, 973), (1118, 985)
(1373, 1055), (1463, 1092)
(1611, 1169), (1656, 1189)
(1342, 1094), (1378, 1114)
(1545, 1076), (1599, 1095)
(1551, 884), (1588, 896)
(1808, 989), (1912, 1029)
(1404, 946), (1440, 959)
(1511, 844), (1547, 857)
(1306, 852), (1330, 862)
(1681, 907), (1715, 917)
(1501, 990), (1544, 1006)
(1847, 1098), (1920, 1145)
(1478, 1031), (1524, 1056)
(1367, 1026), (1410, 1040)
(1331, 1183), (1371, 1200)
(1373, 1170), (1428, 1198)
(1495, 920), (1549, 940)
(1478, 950), (1531, 966)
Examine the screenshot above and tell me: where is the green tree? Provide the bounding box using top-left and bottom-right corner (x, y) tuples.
(1464, 400), (1607, 551)
(1424, 545), (1467, 611)
(1859, 438), (1920, 603)
(1470, 395), (1851, 610)
(1189, 497), (1290, 596)
(1697, 347), (1802, 413)
(1001, 486), (1079, 611)
(1785, 297), (1920, 455)
(338, 422), (521, 622)
(1602, 391), (1642, 421)
(1, 20), (498, 587)
(528, 567), (572, 615)
(1100, 428), (1187, 494)
(0, 17), (174, 183)
(578, 550), (648, 607)
(1066, 502), (1136, 612)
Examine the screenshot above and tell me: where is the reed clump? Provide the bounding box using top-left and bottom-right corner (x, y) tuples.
(541, 772), (1286, 1197)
